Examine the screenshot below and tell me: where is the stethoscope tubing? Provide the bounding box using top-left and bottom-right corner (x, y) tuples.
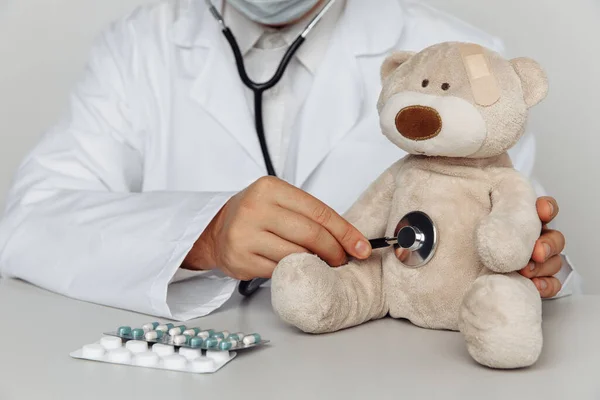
(220, 27), (306, 297)
(205, 0), (339, 297)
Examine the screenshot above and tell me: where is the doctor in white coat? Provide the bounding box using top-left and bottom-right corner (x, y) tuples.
(0, 0), (573, 320)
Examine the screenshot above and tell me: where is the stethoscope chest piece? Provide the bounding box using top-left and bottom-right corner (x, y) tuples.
(393, 211), (437, 268)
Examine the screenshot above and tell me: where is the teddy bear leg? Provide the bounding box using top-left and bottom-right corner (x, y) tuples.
(458, 271), (542, 369)
(271, 253), (386, 334)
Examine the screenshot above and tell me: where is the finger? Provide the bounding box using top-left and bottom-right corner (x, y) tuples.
(264, 207), (348, 267)
(536, 197), (559, 224)
(519, 254), (563, 279)
(250, 232), (309, 264)
(250, 254), (278, 279)
(394, 247), (410, 263)
(532, 277), (562, 298)
(531, 229), (566, 263)
(273, 183), (371, 259)
(230, 255), (277, 281)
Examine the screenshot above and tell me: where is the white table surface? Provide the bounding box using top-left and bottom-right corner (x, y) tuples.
(1, 277), (599, 400)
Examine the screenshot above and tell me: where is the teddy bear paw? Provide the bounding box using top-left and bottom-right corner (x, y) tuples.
(476, 216), (534, 273)
(458, 273), (543, 369)
(271, 253), (345, 333)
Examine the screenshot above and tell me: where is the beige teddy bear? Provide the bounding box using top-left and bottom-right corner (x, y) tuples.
(271, 41), (549, 369)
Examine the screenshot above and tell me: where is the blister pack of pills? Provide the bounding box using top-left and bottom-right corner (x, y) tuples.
(70, 322), (268, 374)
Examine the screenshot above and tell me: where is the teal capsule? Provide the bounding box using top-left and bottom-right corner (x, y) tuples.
(168, 325), (187, 336)
(142, 322), (160, 332)
(173, 334), (191, 346)
(218, 341), (233, 351)
(212, 332), (225, 339)
(166, 323), (175, 330)
(242, 333), (261, 346)
(198, 330), (215, 339)
(118, 326), (132, 336)
(205, 338), (219, 348)
(144, 330), (164, 341)
(183, 328), (200, 336)
(131, 328), (144, 339)
(190, 337), (203, 348)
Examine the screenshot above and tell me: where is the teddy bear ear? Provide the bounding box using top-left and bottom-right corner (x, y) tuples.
(510, 57), (549, 108)
(380, 51), (416, 83)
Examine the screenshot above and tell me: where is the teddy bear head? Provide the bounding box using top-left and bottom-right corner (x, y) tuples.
(377, 42), (548, 158)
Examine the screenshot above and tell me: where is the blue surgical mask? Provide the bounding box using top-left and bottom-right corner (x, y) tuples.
(226, 0), (321, 25)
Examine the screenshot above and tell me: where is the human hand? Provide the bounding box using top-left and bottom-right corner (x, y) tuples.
(182, 176), (372, 280)
(518, 196), (566, 298)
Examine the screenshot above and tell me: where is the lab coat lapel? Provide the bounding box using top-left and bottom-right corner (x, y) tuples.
(174, 0), (266, 172)
(293, 37), (362, 188)
(293, 0), (405, 188)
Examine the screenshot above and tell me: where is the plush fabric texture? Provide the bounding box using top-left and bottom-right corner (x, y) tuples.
(459, 270), (543, 369)
(271, 41), (548, 369)
(377, 42), (547, 159)
(380, 91), (487, 157)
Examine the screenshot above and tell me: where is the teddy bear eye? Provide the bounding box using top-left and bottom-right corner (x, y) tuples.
(422, 79), (429, 88)
(441, 83), (450, 91)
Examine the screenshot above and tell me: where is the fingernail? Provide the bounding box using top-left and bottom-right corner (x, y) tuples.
(355, 240), (370, 258)
(536, 279), (548, 291)
(547, 200), (554, 216)
(543, 243), (551, 259)
(528, 262), (536, 272)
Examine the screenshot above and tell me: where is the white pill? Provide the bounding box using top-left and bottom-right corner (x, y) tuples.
(156, 324), (169, 332)
(108, 348), (132, 363)
(233, 332), (245, 340)
(221, 331), (230, 339)
(82, 344), (106, 359)
(100, 336), (122, 350)
(182, 329), (197, 337)
(206, 350), (230, 364)
(126, 340), (148, 354)
(190, 357), (216, 373)
(135, 351), (160, 367)
(173, 335), (187, 345)
(179, 348), (202, 361)
(228, 339), (239, 348)
(162, 354), (187, 370)
(152, 343), (175, 357)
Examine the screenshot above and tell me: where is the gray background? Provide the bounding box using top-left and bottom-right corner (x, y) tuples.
(1, 0), (599, 289)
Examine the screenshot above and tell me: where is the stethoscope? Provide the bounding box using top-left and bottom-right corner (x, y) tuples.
(205, 0), (438, 297)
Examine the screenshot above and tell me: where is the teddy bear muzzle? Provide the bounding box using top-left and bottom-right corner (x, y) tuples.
(395, 105), (442, 141)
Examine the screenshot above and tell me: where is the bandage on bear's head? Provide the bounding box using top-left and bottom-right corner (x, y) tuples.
(458, 43), (501, 107)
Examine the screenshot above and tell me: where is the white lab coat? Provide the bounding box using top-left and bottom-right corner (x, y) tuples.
(0, 0), (576, 320)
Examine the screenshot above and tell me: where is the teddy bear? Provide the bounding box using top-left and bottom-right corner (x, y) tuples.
(270, 41), (549, 369)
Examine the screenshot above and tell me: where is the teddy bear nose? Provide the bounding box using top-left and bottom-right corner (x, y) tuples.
(395, 106), (442, 140)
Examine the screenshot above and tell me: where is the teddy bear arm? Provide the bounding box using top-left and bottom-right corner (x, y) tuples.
(476, 169), (541, 273)
(342, 159), (403, 238)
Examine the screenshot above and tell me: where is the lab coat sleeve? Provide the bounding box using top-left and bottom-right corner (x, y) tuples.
(495, 38), (582, 297)
(0, 25), (239, 320)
